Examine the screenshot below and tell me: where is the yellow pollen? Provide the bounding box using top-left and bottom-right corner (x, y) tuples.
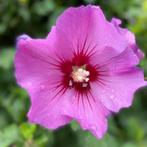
(71, 66), (90, 83)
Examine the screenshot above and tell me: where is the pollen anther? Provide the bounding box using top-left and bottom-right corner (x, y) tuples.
(71, 66), (90, 83)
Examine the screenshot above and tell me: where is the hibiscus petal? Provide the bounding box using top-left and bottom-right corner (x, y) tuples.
(91, 45), (146, 112)
(15, 37), (72, 128)
(90, 46), (140, 73)
(92, 68), (147, 112)
(130, 44), (144, 60)
(105, 47), (139, 72)
(17, 34), (31, 42)
(28, 88), (73, 129)
(63, 90), (110, 139)
(111, 18), (144, 60)
(47, 26), (73, 60)
(55, 5), (128, 57)
(15, 36), (63, 92)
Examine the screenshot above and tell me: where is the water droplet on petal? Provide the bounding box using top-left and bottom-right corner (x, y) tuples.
(110, 95), (114, 99)
(91, 125), (97, 131)
(27, 82), (32, 86)
(111, 89), (114, 92)
(62, 109), (67, 114)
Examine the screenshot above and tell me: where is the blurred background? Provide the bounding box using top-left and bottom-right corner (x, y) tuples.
(0, 0), (147, 147)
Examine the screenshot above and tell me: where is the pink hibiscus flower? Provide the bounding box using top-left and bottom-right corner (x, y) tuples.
(15, 5), (147, 139)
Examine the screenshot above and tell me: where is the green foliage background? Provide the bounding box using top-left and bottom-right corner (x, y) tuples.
(0, 0), (147, 147)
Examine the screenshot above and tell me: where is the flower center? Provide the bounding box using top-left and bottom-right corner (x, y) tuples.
(71, 65), (90, 83)
(60, 56), (98, 91)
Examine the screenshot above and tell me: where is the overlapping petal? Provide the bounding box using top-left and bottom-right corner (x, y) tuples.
(111, 18), (144, 60)
(63, 90), (110, 138)
(15, 37), (73, 128)
(90, 46), (146, 112)
(92, 68), (146, 112)
(15, 37), (62, 93)
(55, 5), (128, 57)
(28, 87), (73, 129)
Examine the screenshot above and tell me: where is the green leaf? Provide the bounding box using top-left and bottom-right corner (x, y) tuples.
(0, 23), (6, 34)
(35, 133), (54, 147)
(48, 8), (65, 29)
(77, 131), (119, 147)
(122, 142), (138, 147)
(0, 124), (20, 147)
(0, 48), (15, 69)
(33, 0), (55, 16)
(70, 120), (81, 131)
(20, 122), (36, 140)
(122, 117), (145, 142)
(83, 0), (95, 3)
